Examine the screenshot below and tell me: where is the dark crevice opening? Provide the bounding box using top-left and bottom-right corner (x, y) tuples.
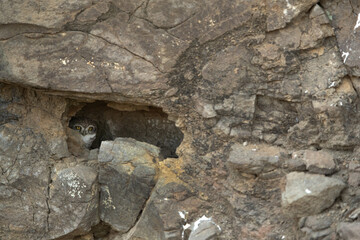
(67, 101), (184, 158)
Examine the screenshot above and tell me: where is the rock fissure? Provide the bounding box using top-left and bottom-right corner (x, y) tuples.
(45, 164), (52, 233)
(127, 2), (146, 23)
(88, 32), (164, 73)
(124, 184), (156, 235)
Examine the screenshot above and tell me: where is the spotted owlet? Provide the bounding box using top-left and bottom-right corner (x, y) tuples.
(69, 117), (97, 149)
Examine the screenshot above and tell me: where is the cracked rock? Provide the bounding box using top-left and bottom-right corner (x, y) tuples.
(48, 165), (99, 239)
(0, 0), (93, 28)
(266, 0), (318, 31)
(98, 138), (159, 233)
(0, 32), (166, 97)
(146, 0), (199, 29)
(90, 12), (188, 72)
(0, 124), (50, 239)
(282, 172), (345, 217)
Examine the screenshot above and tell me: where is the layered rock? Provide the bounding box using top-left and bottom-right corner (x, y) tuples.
(1, 0), (360, 239)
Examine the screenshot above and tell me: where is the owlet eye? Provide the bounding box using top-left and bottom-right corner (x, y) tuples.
(75, 126), (81, 130)
(88, 127), (93, 131)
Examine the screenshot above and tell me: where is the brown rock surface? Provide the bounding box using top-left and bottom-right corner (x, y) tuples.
(0, 0), (360, 239)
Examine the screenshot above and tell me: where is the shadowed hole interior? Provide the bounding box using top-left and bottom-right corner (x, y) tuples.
(69, 101), (184, 158)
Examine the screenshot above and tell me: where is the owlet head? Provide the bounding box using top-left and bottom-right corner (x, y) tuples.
(69, 117), (98, 148)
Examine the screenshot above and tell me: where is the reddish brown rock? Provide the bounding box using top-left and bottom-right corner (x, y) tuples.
(303, 150), (336, 175)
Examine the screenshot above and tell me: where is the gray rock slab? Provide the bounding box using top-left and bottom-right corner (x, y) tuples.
(98, 138), (159, 233)
(282, 172), (345, 217)
(48, 165), (99, 239)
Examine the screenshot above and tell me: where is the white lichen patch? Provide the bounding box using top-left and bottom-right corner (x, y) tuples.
(60, 171), (86, 198)
(60, 57), (70, 65)
(283, 0), (298, 16)
(102, 186), (116, 210)
(87, 61), (96, 68)
(179, 211), (186, 219)
(354, 13), (360, 31)
(182, 223), (191, 239)
(342, 51), (349, 63)
(100, 61), (125, 70)
(193, 215), (221, 231)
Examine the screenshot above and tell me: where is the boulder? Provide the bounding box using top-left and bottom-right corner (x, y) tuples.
(98, 138), (159, 233)
(282, 172), (345, 216)
(48, 165), (99, 239)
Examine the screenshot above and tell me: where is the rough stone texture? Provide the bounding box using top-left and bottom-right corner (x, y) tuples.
(337, 222), (360, 240)
(0, 0), (93, 28)
(48, 165), (99, 239)
(300, 215), (334, 240)
(320, 0), (360, 76)
(98, 138), (159, 233)
(303, 150), (337, 175)
(188, 217), (221, 240)
(0, 123), (50, 240)
(282, 172), (346, 217)
(266, 0), (319, 31)
(227, 143), (284, 175)
(1, 0), (360, 239)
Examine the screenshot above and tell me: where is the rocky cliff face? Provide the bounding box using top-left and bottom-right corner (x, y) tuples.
(1, 0), (360, 239)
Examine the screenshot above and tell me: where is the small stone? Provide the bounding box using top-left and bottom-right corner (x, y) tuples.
(229, 126), (252, 138)
(309, 228), (333, 239)
(195, 100), (217, 118)
(337, 222), (360, 240)
(347, 207), (360, 220)
(188, 216), (221, 240)
(309, 4), (329, 24)
(282, 172), (346, 217)
(213, 117), (233, 135)
(164, 87), (178, 97)
(305, 215), (332, 231)
(303, 150), (336, 175)
(286, 157), (306, 171)
(263, 133), (277, 143)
